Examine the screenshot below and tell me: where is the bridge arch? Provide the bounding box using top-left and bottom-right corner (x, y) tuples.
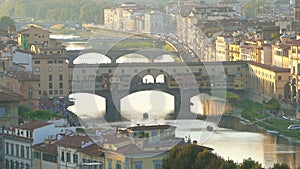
(120, 90), (174, 121)
(153, 54), (178, 63)
(73, 52), (111, 64)
(116, 53), (149, 63)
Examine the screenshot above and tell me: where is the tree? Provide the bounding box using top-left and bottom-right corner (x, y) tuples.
(272, 163), (290, 169)
(162, 144), (213, 169)
(192, 150), (223, 169)
(238, 158), (262, 169)
(0, 16), (15, 31)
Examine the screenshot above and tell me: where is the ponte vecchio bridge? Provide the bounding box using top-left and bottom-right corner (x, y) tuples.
(69, 49), (247, 121)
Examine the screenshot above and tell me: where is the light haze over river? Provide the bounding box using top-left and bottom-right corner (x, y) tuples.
(57, 34), (300, 168)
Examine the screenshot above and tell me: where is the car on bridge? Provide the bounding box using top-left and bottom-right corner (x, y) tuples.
(287, 124), (300, 130)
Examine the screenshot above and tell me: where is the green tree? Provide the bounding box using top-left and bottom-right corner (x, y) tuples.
(0, 16), (15, 31)
(192, 150), (223, 169)
(219, 159), (238, 169)
(238, 158), (262, 169)
(162, 144), (212, 169)
(272, 163), (290, 169)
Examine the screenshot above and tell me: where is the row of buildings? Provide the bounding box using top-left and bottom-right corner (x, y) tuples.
(2, 119), (185, 169)
(104, 2), (170, 34)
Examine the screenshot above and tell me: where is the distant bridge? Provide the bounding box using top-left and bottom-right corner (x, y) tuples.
(15, 21), (79, 31)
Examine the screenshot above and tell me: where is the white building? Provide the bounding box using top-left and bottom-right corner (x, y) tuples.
(2, 120), (64, 169)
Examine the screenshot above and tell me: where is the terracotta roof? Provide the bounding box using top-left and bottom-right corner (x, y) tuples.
(114, 143), (141, 154)
(127, 124), (175, 131)
(15, 120), (52, 131)
(57, 134), (92, 148)
(78, 143), (105, 156)
(0, 92), (22, 102)
(33, 142), (58, 154)
(107, 136), (131, 145)
(18, 26), (50, 34)
(6, 70), (40, 81)
(248, 61), (290, 73)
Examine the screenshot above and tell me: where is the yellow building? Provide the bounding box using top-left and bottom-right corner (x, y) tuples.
(77, 143), (105, 169)
(289, 41), (300, 105)
(229, 43), (240, 61)
(3, 70), (40, 110)
(33, 140), (58, 169)
(17, 26), (51, 49)
(216, 34), (234, 61)
(32, 54), (69, 98)
(272, 43), (290, 68)
(104, 137), (166, 169)
(248, 61), (290, 101)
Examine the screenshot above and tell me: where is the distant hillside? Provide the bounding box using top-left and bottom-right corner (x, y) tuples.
(0, 0), (170, 24)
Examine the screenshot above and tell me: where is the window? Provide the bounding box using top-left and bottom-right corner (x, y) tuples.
(10, 143), (14, 156)
(49, 83), (52, 89)
(108, 159), (112, 169)
(49, 75), (52, 81)
(59, 74), (63, 81)
(35, 67), (40, 72)
(59, 90), (63, 95)
(116, 160), (121, 169)
(61, 151), (65, 162)
(26, 146), (29, 159)
(73, 154), (78, 164)
(54, 90), (58, 95)
(134, 161), (142, 169)
(21, 146), (25, 158)
(16, 144), (19, 157)
(278, 76), (282, 80)
(49, 90), (53, 95)
(153, 160), (162, 169)
(0, 107), (6, 117)
(58, 60), (64, 64)
(10, 160), (14, 169)
(43, 153), (57, 163)
(237, 67), (240, 71)
(34, 60), (40, 64)
(5, 142), (9, 155)
(59, 83), (63, 89)
(67, 152), (71, 162)
(108, 69), (112, 73)
(28, 88), (33, 99)
(34, 151), (41, 159)
(47, 60), (53, 64)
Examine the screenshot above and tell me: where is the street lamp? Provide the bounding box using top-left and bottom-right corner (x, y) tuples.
(80, 162), (103, 169)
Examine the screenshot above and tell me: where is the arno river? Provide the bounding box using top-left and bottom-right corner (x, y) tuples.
(55, 34), (300, 168)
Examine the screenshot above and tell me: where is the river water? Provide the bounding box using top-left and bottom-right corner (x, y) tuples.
(58, 34), (300, 169)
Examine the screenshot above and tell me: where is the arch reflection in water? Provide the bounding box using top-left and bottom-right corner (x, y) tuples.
(116, 53), (149, 63)
(153, 54), (176, 62)
(121, 90), (174, 121)
(68, 93), (106, 126)
(73, 52), (111, 64)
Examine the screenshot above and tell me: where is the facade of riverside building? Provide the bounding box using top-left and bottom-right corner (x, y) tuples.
(2, 121), (65, 169)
